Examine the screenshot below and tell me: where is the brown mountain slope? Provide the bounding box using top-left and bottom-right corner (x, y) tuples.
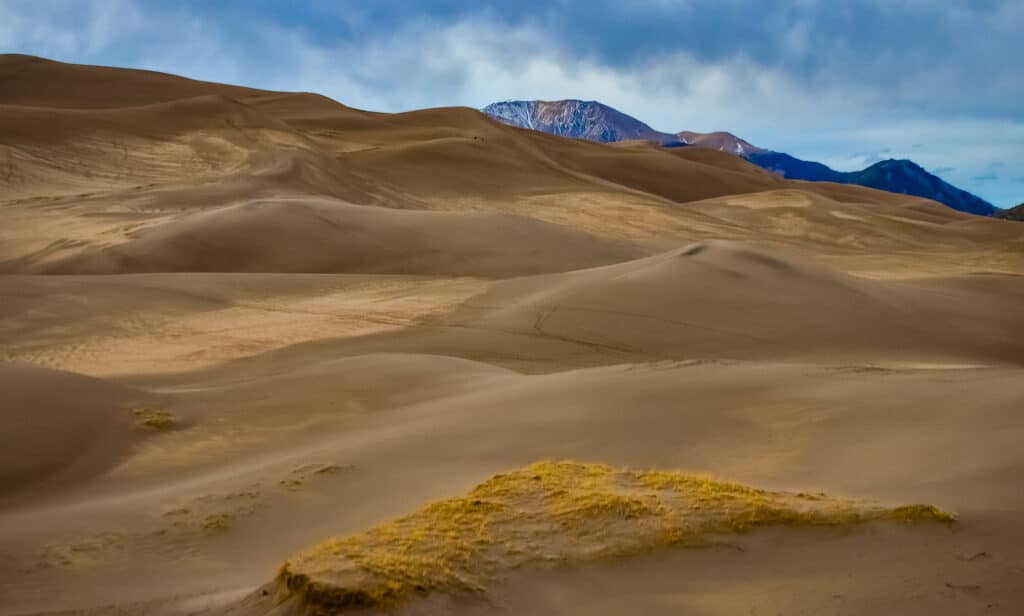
(996, 203), (1024, 221)
(679, 130), (765, 155)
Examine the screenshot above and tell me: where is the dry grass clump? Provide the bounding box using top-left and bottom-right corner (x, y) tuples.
(203, 513), (233, 532)
(276, 461), (953, 612)
(131, 408), (178, 431)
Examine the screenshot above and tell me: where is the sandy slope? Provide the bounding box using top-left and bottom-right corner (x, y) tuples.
(0, 363), (154, 503)
(1, 55), (1023, 615)
(3, 361), (1022, 615)
(38, 198), (639, 276)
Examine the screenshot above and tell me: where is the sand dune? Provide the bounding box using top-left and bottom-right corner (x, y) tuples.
(2, 55), (1023, 616)
(3, 357), (1022, 614)
(249, 240), (1018, 371)
(0, 363), (153, 505)
(0, 54), (262, 108)
(38, 197), (640, 276)
(459, 240), (1021, 364)
(4, 53), (1021, 276)
(0, 94), (366, 204)
(0, 273), (490, 377)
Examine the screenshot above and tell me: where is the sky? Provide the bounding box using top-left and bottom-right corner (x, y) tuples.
(2, 0), (1022, 208)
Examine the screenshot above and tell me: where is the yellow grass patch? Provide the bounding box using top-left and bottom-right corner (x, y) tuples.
(276, 461), (953, 612)
(131, 408), (177, 431)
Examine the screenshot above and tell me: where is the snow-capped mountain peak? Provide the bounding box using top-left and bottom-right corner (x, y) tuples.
(482, 100), (682, 145)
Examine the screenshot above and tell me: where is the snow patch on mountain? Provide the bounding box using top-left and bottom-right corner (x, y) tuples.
(482, 100), (682, 145)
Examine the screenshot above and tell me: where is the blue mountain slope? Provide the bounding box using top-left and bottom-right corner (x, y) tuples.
(749, 153), (998, 216)
(745, 151), (846, 183)
(483, 99), (998, 216)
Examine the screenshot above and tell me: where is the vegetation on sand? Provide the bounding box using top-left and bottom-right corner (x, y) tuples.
(276, 460), (953, 612)
(131, 408), (178, 431)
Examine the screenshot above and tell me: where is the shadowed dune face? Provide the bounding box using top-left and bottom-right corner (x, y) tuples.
(0, 363), (155, 504)
(1, 55), (1024, 616)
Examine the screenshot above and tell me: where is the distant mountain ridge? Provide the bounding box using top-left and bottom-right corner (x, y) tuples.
(482, 100), (682, 146)
(747, 153), (998, 216)
(483, 99), (998, 216)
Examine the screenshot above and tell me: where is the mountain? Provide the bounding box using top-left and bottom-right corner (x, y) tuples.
(482, 99), (997, 216)
(846, 159), (997, 216)
(744, 151), (846, 182)
(749, 153), (998, 216)
(482, 100), (683, 145)
(996, 203), (1024, 221)
(679, 131), (764, 156)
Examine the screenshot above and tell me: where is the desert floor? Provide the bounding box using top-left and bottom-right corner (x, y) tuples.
(2, 55), (1023, 615)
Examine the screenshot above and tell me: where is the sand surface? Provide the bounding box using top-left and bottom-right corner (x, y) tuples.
(1, 55), (1023, 615)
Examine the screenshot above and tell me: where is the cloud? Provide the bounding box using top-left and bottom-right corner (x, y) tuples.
(973, 174), (999, 181)
(852, 148), (893, 166)
(931, 167), (955, 176)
